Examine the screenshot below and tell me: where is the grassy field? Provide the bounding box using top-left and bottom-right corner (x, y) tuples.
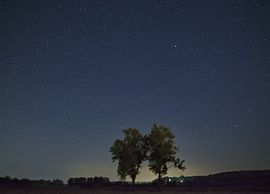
(1, 187), (270, 194)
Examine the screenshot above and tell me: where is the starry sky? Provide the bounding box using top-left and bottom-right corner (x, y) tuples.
(1, 0), (270, 182)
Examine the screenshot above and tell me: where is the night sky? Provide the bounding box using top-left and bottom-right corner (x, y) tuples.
(1, 0), (270, 182)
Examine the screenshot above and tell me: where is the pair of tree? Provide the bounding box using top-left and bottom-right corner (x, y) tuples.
(109, 124), (185, 190)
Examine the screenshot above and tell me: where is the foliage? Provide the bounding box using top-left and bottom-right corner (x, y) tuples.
(147, 124), (185, 185)
(0, 176), (50, 188)
(67, 176), (109, 187)
(110, 128), (147, 189)
(68, 177), (86, 186)
(51, 179), (64, 185)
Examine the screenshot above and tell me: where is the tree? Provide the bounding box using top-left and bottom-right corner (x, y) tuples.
(110, 128), (147, 190)
(68, 177), (86, 186)
(52, 179), (64, 186)
(147, 124), (185, 190)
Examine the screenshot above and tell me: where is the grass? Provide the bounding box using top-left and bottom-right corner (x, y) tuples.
(1, 186), (270, 194)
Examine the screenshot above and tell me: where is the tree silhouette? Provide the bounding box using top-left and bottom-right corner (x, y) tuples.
(52, 179), (64, 185)
(147, 124), (185, 190)
(110, 128), (147, 190)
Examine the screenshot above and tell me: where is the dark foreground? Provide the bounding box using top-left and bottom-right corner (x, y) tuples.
(1, 170), (270, 193)
(1, 186), (270, 194)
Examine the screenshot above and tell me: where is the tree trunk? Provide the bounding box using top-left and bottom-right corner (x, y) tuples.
(132, 177), (135, 191)
(158, 172), (161, 192)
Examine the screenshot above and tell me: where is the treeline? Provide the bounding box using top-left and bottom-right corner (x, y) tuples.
(2, 170), (269, 189)
(0, 176), (110, 189)
(190, 170), (270, 187)
(0, 176), (64, 188)
(67, 176), (110, 187)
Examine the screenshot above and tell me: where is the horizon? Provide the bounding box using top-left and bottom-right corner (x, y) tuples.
(2, 168), (270, 183)
(2, 167), (270, 183)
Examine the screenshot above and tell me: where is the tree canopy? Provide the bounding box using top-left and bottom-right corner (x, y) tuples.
(147, 124), (185, 187)
(110, 124), (185, 190)
(109, 128), (147, 189)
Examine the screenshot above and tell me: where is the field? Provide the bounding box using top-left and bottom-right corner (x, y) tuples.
(1, 186), (270, 194)
(1, 170), (270, 193)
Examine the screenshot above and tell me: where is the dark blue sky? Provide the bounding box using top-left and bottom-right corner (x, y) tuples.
(1, 0), (270, 182)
